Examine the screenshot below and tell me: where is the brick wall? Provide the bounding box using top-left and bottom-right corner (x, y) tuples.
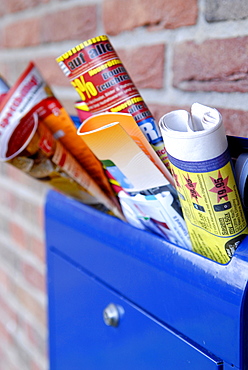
(1, 0), (248, 368)
(0, 162), (47, 369)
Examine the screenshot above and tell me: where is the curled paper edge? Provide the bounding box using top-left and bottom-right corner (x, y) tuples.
(159, 103), (228, 162)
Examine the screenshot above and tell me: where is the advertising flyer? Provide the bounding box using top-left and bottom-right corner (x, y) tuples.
(56, 35), (169, 167)
(0, 63), (122, 217)
(79, 112), (173, 185)
(1, 110), (121, 216)
(159, 103), (248, 263)
(77, 112), (191, 249)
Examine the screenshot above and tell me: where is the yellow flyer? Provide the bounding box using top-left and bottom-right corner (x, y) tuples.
(170, 156), (247, 263)
(159, 103), (248, 264)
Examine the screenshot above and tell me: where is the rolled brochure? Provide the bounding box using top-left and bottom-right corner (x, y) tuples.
(159, 103), (248, 264)
(56, 35), (169, 167)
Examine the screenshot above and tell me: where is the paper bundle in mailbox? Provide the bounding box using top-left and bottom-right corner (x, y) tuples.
(159, 103), (248, 264)
(77, 112), (192, 249)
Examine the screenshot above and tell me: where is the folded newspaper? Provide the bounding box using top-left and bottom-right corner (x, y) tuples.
(159, 102), (248, 264)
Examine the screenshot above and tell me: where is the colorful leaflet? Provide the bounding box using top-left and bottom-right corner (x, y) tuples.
(159, 103), (248, 263)
(56, 35), (168, 166)
(77, 112), (190, 248)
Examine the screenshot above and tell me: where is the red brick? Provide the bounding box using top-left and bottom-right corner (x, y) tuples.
(36, 204), (44, 231)
(0, 320), (12, 344)
(173, 37), (248, 92)
(0, 162), (9, 175)
(0, 217), (11, 240)
(60, 99), (79, 115)
(117, 44), (165, 89)
(4, 163), (49, 195)
(6, 274), (18, 297)
(26, 321), (47, 358)
(0, 270), (15, 295)
(103, 0), (198, 35)
(0, 242), (23, 276)
(218, 108), (248, 137)
(4, 163), (67, 206)
(40, 5), (97, 43)
(37, 44), (164, 91)
(4, 328), (34, 369)
(0, 59), (30, 87)
(5, 164), (27, 181)
(30, 360), (45, 370)
(148, 104), (248, 139)
(3, 18), (40, 48)
(148, 103), (190, 123)
(0, 0), (49, 16)
(27, 236), (46, 262)
(0, 347), (16, 370)
(0, 30), (3, 49)
(9, 196), (44, 231)
(9, 222), (28, 248)
(33, 56), (70, 87)
(16, 285), (46, 325)
(0, 187), (14, 209)
(0, 295), (18, 323)
(22, 261), (46, 292)
(0, 269), (10, 290)
(0, 62), (10, 83)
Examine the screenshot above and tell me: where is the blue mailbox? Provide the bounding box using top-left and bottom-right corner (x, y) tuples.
(45, 189), (248, 369)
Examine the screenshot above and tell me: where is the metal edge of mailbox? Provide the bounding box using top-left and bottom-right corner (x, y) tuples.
(45, 189), (248, 368)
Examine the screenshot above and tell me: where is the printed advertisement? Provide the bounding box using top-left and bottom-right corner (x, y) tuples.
(56, 35), (168, 166)
(79, 112), (173, 185)
(159, 103), (248, 263)
(77, 111), (191, 248)
(30, 96), (119, 204)
(5, 111), (122, 217)
(78, 117), (168, 192)
(0, 62), (122, 217)
(118, 188), (192, 249)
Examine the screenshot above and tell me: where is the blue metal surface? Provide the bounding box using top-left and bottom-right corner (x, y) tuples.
(48, 252), (223, 370)
(45, 190), (248, 369)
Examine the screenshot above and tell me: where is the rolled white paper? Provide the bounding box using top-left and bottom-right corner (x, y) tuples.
(159, 103), (248, 264)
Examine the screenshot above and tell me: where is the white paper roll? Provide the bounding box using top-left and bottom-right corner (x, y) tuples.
(159, 103), (228, 162)
(159, 103), (248, 264)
